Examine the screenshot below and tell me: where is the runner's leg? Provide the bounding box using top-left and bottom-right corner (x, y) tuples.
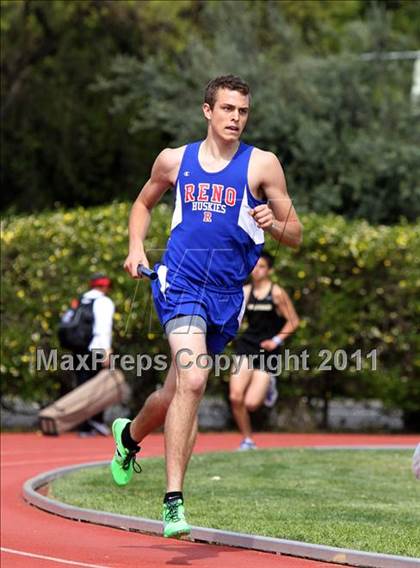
(130, 361), (177, 443)
(110, 349), (197, 489)
(165, 322), (209, 492)
(244, 369), (271, 412)
(229, 355), (254, 440)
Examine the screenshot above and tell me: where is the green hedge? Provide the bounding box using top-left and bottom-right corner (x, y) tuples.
(1, 203), (419, 426)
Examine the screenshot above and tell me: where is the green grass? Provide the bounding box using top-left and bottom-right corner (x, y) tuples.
(50, 449), (420, 557)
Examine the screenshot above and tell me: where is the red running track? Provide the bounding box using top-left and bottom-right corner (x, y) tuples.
(1, 432), (417, 568)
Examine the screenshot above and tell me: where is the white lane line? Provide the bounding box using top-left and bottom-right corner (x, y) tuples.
(1, 455), (109, 467)
(0, 547), (109, 567)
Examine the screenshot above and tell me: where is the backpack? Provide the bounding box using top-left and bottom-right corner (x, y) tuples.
(58, 296), (95, 351)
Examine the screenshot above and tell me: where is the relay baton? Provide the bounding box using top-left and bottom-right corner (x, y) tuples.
(137, 264), (158, 280)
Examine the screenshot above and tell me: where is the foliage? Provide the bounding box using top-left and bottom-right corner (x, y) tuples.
(1, 204), (419, 427)
(99, 2), (420, 223)
(1, 0), (187, 212)
(2, 0), (420, 222)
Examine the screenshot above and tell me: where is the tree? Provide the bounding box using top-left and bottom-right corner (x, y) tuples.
(1, 0), (196, 211)
(2, 0), (420, 217)
(97, 1), (420, 223)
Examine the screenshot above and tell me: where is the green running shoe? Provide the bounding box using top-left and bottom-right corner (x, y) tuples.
(163, 499), (191, 538)
(110, 418), (141, 486)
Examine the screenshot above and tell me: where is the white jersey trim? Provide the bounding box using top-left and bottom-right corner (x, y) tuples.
(171, 181), (182, 231)
(237, 290), (247, 326)
(157, 264), (169, 298)
(237, 186), (265, 245)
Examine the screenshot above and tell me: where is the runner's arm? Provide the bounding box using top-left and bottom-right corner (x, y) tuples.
(251, 151), (302, 249)
(260, 285), (300, 351)
(272, 285), (300, 340)
(125, 148), (183, 278)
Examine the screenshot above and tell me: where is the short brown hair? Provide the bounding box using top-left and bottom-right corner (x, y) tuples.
(204, 75), (250, 109)
(261, 251), (274, 268)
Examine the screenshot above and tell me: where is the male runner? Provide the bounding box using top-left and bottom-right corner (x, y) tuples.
(111, 75), (302, 538)
(230, 251), (300, 450)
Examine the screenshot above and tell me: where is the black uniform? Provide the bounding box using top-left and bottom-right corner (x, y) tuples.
(234, 285), (286, 371)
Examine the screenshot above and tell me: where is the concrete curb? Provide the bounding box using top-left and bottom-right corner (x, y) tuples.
(22, 455), (419, 568)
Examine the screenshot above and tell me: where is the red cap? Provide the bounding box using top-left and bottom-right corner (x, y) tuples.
(89, 275), (112, 288)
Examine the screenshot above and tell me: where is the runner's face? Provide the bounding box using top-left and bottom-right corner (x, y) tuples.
(251, 258), (270, 283)
(203, 89), (249, 141)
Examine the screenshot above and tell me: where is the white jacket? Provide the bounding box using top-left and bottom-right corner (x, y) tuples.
(81, 289), (115, 351)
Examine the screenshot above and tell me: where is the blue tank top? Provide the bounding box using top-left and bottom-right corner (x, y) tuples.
(162, 140), (266, 290)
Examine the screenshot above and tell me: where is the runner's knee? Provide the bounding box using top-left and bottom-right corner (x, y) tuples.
(177, 370), (208, 397)
(245, 399), (260, 413)
(229, 389), (244, 406)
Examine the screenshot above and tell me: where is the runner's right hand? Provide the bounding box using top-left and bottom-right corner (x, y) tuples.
(124, 252), (150, 278)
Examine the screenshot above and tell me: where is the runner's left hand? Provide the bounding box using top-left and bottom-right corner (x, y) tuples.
(249, 204), (274, 231)
(260, 339), (278, 352)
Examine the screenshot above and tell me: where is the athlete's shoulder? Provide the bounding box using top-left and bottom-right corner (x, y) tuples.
(272, 284), (289, 303)
(152, 146), (187, 185)
(250, 147), (283, 169)
(156, 146), (187, 170)
(243, 283), (252, 302)
(248, 146), (286, 198)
